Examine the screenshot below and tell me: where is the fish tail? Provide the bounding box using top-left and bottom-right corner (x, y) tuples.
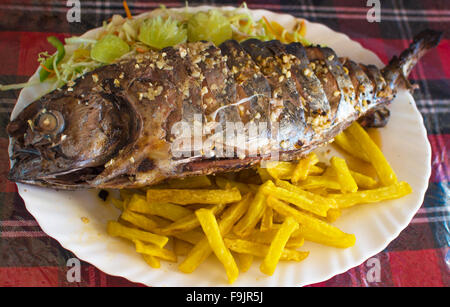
(382, 29), (442, 91)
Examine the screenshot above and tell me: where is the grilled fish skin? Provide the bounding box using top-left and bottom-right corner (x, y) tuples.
(7, 29), (442, 189)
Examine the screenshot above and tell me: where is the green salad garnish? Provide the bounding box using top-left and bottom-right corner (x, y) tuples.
(0, 2), (308, 92)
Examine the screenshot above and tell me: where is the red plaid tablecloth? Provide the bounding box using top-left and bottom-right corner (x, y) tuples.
(0, 0), (448, 287)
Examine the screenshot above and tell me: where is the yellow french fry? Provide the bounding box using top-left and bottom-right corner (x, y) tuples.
(261, 180), (331, 217)
(237, 253), (254, 273)
(257, 166), (272, 183)
(296, 175), (341, 190)
(233, 183), (270, 237)
(309, 165), (324, 175)
(107, 221), (168, 248)
(291, 152), (319, 183)
(231, 228), (304, 249)
(172, 229), (204, 245)
(161, 203), (226, 235)
(325, 208), (342, 223)
(350, 170), (378, 189)
(330, 156), (358, 193)
(324, 166), (377, 190)
(266, 196), (356, 248)
(266, 161), (323, 180)
(265, 161), (295, 179)
(178, 194), (251, 274)
(148, 215), (172, 228)
(329, 181), (412, 209)
(346, 122), (398, 186)
(260, 206), (273, 232)
(195, 208), (239, 284)
(141, 254), (161, 269)
(146, 187), (241, 205)
(134, 240), (177, 262)
(215, 176), (256, 194)
(275, 179), (337, 211)
(333, 131), (370, 162)
(260, 216), (299, 275)
(224, 238), (309, 262)
(173, 238), (193, 256)
(167, 175), (212, 189)
(126, 194), (192, 221)
(120, 210), (159, 232)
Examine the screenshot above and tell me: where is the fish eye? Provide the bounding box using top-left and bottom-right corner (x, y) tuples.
(33, 109), (65, 135)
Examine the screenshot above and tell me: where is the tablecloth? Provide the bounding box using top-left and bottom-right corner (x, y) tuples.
(0, 0), (448, 287)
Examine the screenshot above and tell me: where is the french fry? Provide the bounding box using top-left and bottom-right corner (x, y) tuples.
(260, 216), (299, 275)
(284, 236), (305, 248)
(350, 170), (378, 189)
(215, 176), (256, 194)
(237, 253), (254, 273)
(195, 208), (239, 284)
(333, 131), (369, 162)
(173, 238), (193, 256)
(309, 165), (324, 176)
(107, 221), (168, 248)
(260, 206), (273, 232)
(291, 152), (319, 183)
(266, 196), (356, 248)
(343, 153), (378, 179)
(296, 175), (341, 190)
(178, 194), (251, 274)
(126, 194), (192, 221)
(325, 165), (378, 190)
(228, 228), (304, 249)
(330, 156), (358, 193)
(265, 161), (296, 179)
(149, 215), (172, 228)
(146, 187), (241, 205)
(275, 179), (337, 210)
(329, 181), (412, 209)
(172, 229), (204, 245)
(233, 183), (269, 237)
(261, 180), (331, 217)
(142, 254), (161, 269)
(134, 240), (177, 262)
(224, 238), (309, 262)
(272, 210), (286, 223)
(161, 203), (226, 235)
(257, 166), (272, 182)
(167, 175), (212, 189)
(266, 161), (323, 180)
(325, 208), (342, 223)
(346, 122), (398, 186)
(120, 210), (159, 231)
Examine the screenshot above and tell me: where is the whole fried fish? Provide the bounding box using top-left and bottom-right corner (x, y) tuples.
(7, 29), (442, 189)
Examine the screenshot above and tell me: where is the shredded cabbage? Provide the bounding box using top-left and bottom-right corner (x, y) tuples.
(0, 2), (308, 92)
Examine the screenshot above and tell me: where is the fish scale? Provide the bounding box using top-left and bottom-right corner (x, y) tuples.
(6, 29), (442, 189)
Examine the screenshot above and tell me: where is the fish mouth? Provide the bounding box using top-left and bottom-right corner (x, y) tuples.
(7, 143), (101, 188)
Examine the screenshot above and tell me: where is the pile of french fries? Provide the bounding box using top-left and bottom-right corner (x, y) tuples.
(107, 122), (412, 284)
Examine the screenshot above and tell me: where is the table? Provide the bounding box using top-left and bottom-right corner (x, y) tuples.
(0, 0), (448, 287)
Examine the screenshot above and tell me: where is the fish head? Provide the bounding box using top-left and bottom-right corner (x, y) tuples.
(7, 91), (134, 187)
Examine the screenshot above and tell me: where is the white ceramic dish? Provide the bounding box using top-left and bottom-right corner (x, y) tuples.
(10, 6), (431, 286)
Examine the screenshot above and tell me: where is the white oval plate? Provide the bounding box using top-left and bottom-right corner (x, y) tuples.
(11, 6), (431, 286)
